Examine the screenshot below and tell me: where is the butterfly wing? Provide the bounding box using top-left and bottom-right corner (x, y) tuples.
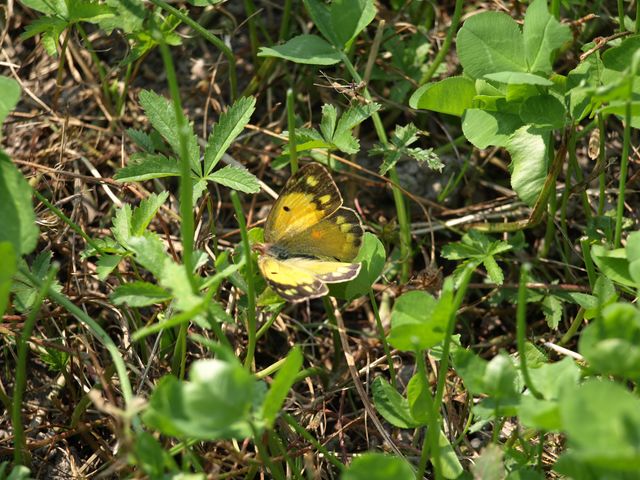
(277, 207), (363, 262)
(264, 164), (342, 244)
(258, 255), (361, 303)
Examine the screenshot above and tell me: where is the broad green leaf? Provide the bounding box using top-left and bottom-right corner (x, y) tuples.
(110, 281), (171, 307)
(457, 11), (526, 79)
(484, 71), (553, 86)
(330, 233), (385, 301)
(99, 0), (146, 34)
(579, 302), (640, 379)
(131, 191), (169, 236)
(303, 0), (340, 47)
(319, 104), (338, 141)
(67, 0), (114, 23)
(261, 346), (303, 428)
(437, 429), (465, 479)
(483, 353), (520, 401)
(591, 244), (636, 287)
(0, 76), (20, 129)
(409, 76), (476, 116)
(452, 348), (488, 395)
(21, 0), (66, 15)
(393, 286), (455, 352)
(206, 165), (260, 193)
(522, 0), (571, 74)
(133, 431), (178, 478)
(0, 242), (16, 318)
(341, 453), (414, 480)
(559, 379), (640, 470)
(462, 109), (522, 149)
(505, 126), (549, 207)
(520, 94), (566, 129)
(371, 377), (418, 428)
(627, 231), (640, 284)
(143, 359), (262, 440)
(471, 444), (505, 480)
(602, 35), (640, 72)
(203, 96), (256, 175)
(138, 90), (200, 171)
(0, 152), (39, 255)
(12, 252), (62, 312)
(407, 372), (432, 424)
(541, 294), (562, 329)
(159, 261), (201, 312)
(330, 0), (376, 48)
(518, 395), (562, 431)
(257, 34), (341, 65)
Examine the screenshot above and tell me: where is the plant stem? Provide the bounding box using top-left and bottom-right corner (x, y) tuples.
(148, 0), (237, 101)
(419, 0), (464, 85)
(231, 191), (257, 370)
(279, 0), (293, 40)
(12, 267), (57, 465)
(597, 114), (606, 216)
(618, 0), (626, 32)
(368, 290), (397, 388)
(286, 88), (298, 174)
(282, 413), (345, 471)
(516, 264), (542, 399)
(614, 91), (632, 247)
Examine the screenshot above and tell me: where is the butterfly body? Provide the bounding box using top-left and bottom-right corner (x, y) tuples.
(256, 164), (363, 303)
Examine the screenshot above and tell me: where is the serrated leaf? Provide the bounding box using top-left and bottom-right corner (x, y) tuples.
(159, 261), (201, 311)
(0, 77), (21, 128)
(206, 165), (260, 193)
(203, 97), (256, 176)
(112, 204), (133, 245)
(115, 153), (180, 182)
(542, 295), (562, 329)
(319, 104), (338, 140)
(131, 191), (169, 236)
(111, 281), (172, 307)
(138, 90), (200, 171)
(126, 129), (155, 153)
(128, 234), (168, 278)
(96, 254), (122, 281)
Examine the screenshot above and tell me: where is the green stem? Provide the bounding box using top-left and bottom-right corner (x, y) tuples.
(12, 267), (57, 465)
(416, 353), (442, 480)
(597, 114), (606, 216)
(286, 88), (298, 174)
(148, 0), (237, 100)
(243, 0), (259, 63)
(516, 264), (542, 399)
(580, 237), (597, 289)
(278, 0), (294, 40)
(559, 308), (585, 345)
(368, 290), (396, 388)
(618, 0), (626, 32)
(419, 0), (464, 85)
(231, 191), (257, 370)
(614, 89), (632, 247)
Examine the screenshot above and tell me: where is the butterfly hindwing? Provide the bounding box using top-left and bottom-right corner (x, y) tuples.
(277, 207), (363, 262)
(264, 164), (342, 244)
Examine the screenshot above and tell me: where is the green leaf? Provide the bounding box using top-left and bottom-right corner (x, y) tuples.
(203, 96), (256, 175)
(371, 123), (441, 174)
(602, 35), (640, 72)
(99, 0), (146, 34)
(483, 352), (520, 401)
(0, 242), (17, 318)
(110, 281), (172, 307)
(520, 94), (567, 129)
(579, 302), (640, 379)
(462, 109), (523, 149)
(133, 431), (178, 478)
(142, 358), (263, 440)
(20, 16), (67, 56)
(409, 76), (476, 116)
(126, 129), (155, 153)
(128, 234), (168, 278)
(329, 233), (385, 301)
(341, 453), (414, 480)
(471, 444), (505, 480)
(257, 34), (341, 65)
(187, 0), (222, 5)
(319, 104), (338, 141)
(131, 191), (169, 236)
(303, 0), (340, 47)
(505, 126), (549, 207)
(591, 244), (636, 287)
(457, 11), (526, 79)
(388, 282), (454, 352)
(0, 76), (20, 129)
(12, 252), (62, 312)
(206, 165), (260, 193)
(559, 379), (640, 470)
(331, 103), (381, 154)
(67, 0), (114, 23)
(96, 254), (122, 281)
(484, 71), (553, 86)
(0, 152), (39, 255)
(138, 90), (200, 171)
(541, 294), (562, 329)
(330, 0), (376, 48)
(407, 372), (432, 424)
(626, 231), (640, 284)
(261, 346), (303, 428)
(159, 261), (201, 312)
(522, 0), (571, 74)
(112, 204), (133, 246)
(371, 377), (418, 429)
(20, 0), (66, 15)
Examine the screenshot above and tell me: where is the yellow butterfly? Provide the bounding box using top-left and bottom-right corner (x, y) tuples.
(255, 163), (363, 303)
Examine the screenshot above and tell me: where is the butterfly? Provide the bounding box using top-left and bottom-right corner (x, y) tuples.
(254, 163), (364, 303)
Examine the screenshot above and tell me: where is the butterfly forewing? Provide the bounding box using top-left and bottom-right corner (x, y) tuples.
(264, 164), (342, 244)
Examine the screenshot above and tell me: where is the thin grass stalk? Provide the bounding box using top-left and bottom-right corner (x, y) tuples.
(286, 88), (298, 174)
(597, 114), (607, 216)
(282, 413), (345, 471)
(368, 290), (397, 388)
(416, 353), (442, 480)
(278, 0), (294, 41)
(419, 0), (464, 85)
(231, 191), (257, 370)
(618, 0), (626, 32)
(148, 0), (237, 101)
(516, 264), (542, 399)
(12, 267), (57, 465)
(614, 85), (633, 247)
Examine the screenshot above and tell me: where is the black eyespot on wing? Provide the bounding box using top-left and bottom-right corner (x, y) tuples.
(283, 206), (290, 212)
